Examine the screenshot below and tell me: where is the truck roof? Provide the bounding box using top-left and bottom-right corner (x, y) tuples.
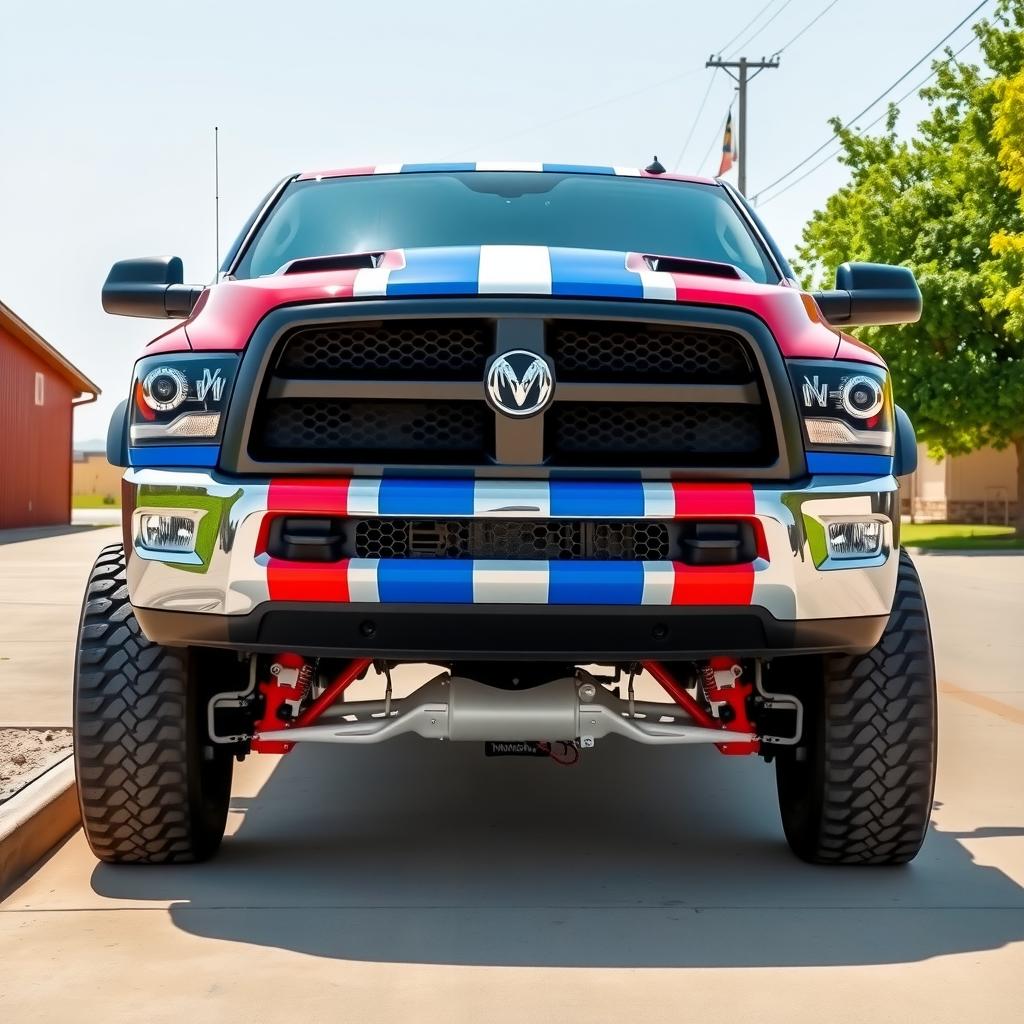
(295, 162), (718, 184)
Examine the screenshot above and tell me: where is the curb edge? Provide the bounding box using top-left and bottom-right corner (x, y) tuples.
(0, 756), (79, 899)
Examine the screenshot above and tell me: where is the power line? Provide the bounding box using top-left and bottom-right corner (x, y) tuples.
(771, 0), (843, 55)
(751, 0), (990, 200)
(672, 70), (719, 169)
(757, 35), (979, 206)
(727, 0), (797, 56)
(717, 0), (781, 56)
(446, 65), (704, 159)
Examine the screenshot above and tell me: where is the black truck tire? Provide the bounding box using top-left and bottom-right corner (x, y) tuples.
(74, 544), (233, 864)
(775, 551), (937, 865)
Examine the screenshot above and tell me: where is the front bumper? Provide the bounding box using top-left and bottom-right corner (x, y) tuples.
(124, 469), (900, 659)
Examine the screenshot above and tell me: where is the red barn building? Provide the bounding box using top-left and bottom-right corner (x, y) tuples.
(0, 301), (100, 528)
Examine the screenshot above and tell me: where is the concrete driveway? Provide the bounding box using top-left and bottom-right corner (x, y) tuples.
(0, 525), (119, 726)
(0, 537), (1022, 1023)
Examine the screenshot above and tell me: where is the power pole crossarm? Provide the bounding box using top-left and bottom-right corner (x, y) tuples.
(705, 55), (780, 196)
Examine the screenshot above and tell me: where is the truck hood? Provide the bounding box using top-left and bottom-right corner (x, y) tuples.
(150, 245), (879, 365)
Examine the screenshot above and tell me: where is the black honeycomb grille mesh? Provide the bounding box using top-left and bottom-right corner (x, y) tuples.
(549, 321), (753, 383)
(353, 519), (673, 561)
(255, 400), (489, 462)
(276, 319), (491, 379)
(549, 403), (772, 466)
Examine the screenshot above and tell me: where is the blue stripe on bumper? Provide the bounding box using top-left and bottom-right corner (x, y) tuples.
(378, 478), (476, 516)
(548, 561), (645, 605)
(549, 480), (645, 517)
(377, 560), (475, 603)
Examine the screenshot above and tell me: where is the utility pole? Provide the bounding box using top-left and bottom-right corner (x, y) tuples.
(705, 55), (780, 196)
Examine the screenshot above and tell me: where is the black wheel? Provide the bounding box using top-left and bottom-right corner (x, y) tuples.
(775, 551), (937, 865)
(74, 544), (233, 864)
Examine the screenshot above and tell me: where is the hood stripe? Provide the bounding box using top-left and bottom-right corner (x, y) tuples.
(549, 247), (643, 299)
(478, 245), (552, 295)
(377, 245), (680, 302)
(386, 246), (481, 296)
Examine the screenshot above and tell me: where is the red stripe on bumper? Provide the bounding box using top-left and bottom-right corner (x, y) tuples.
(673, 482), (755, 517)
(267, 478), (350, 516)
(267, 559), (351, 602)
(671, 563), (755, 606)
(265, 480), (352, 601)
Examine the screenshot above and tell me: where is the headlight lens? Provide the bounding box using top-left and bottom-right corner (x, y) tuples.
(789, 360), (893, 453)
(140, 366), (190, 412)
(129, 354), (238, 446)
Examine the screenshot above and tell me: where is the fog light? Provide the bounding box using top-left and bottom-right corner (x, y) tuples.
(826, 520), (883, 559)
(138, 513), (199, 553)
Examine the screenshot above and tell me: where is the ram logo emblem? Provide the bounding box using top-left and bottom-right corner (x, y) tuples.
(485, 351), (554, 418)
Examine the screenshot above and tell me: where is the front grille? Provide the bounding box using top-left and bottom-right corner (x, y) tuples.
(276, 319), (491, 380)
(254, 399), (490, 462)
(352, 519), (674, 561)
(244, 312), (782, 472)
(549, 403), (773, 466)
(549, 321), (754, 384)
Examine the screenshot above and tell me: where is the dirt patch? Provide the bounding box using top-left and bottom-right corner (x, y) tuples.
(0, 728), (73, 802)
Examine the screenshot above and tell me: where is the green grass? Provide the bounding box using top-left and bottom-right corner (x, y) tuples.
(902, 522), (1024, 550)
(73, 493), (120, 509)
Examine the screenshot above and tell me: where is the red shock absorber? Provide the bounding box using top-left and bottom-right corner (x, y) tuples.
(251, 655), (372, 754)
(251, 652), (314, 754)
(700, 657), (759, 755)
(645, 659), (760, 755)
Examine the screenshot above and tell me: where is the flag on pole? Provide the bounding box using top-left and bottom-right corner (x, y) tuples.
(717, 111), (736, 176)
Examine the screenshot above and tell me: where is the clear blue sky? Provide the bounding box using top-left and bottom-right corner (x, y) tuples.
(0, 0), (986, 441)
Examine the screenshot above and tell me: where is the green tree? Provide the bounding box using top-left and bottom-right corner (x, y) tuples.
(989, 64), (1024, 332)
(795, 1), (1024, 533)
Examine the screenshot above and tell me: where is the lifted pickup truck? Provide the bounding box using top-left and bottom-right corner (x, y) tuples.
(76, 162), (935, 867)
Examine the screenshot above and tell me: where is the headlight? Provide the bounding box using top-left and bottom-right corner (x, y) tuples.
(129, 354), (238, 446)
(789, 360), (893, 453)
(140, 366), (190, 412)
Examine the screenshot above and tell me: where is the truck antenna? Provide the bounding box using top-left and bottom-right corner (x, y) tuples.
(214, 126), (220, 279)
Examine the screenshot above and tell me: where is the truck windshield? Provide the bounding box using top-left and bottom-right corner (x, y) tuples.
(233, 172), (777, 283)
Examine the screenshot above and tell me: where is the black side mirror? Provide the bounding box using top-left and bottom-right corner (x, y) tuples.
(102, 256), (204, 318)
(811, 262), (922, 328)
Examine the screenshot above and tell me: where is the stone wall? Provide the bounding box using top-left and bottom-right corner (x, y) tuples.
(902, 495), (1020, 525)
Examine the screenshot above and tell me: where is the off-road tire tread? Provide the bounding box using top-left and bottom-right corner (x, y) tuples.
(779, 551), (937, 865)
(74, 543), (227, 864)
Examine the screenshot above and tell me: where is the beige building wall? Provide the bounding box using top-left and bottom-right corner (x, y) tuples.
(905, 443), (1018, 524)
(72, 452), (122, 500)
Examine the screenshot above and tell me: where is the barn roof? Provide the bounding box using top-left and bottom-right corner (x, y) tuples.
(0, 300), (100, 400)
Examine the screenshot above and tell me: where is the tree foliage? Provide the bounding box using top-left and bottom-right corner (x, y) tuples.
(989, 58), (1024, 333)
(794, 1), (1024, 504)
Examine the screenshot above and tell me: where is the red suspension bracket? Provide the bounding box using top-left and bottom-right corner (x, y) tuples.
(645, 659), (759, 755)
(252, 656), (372, 754)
